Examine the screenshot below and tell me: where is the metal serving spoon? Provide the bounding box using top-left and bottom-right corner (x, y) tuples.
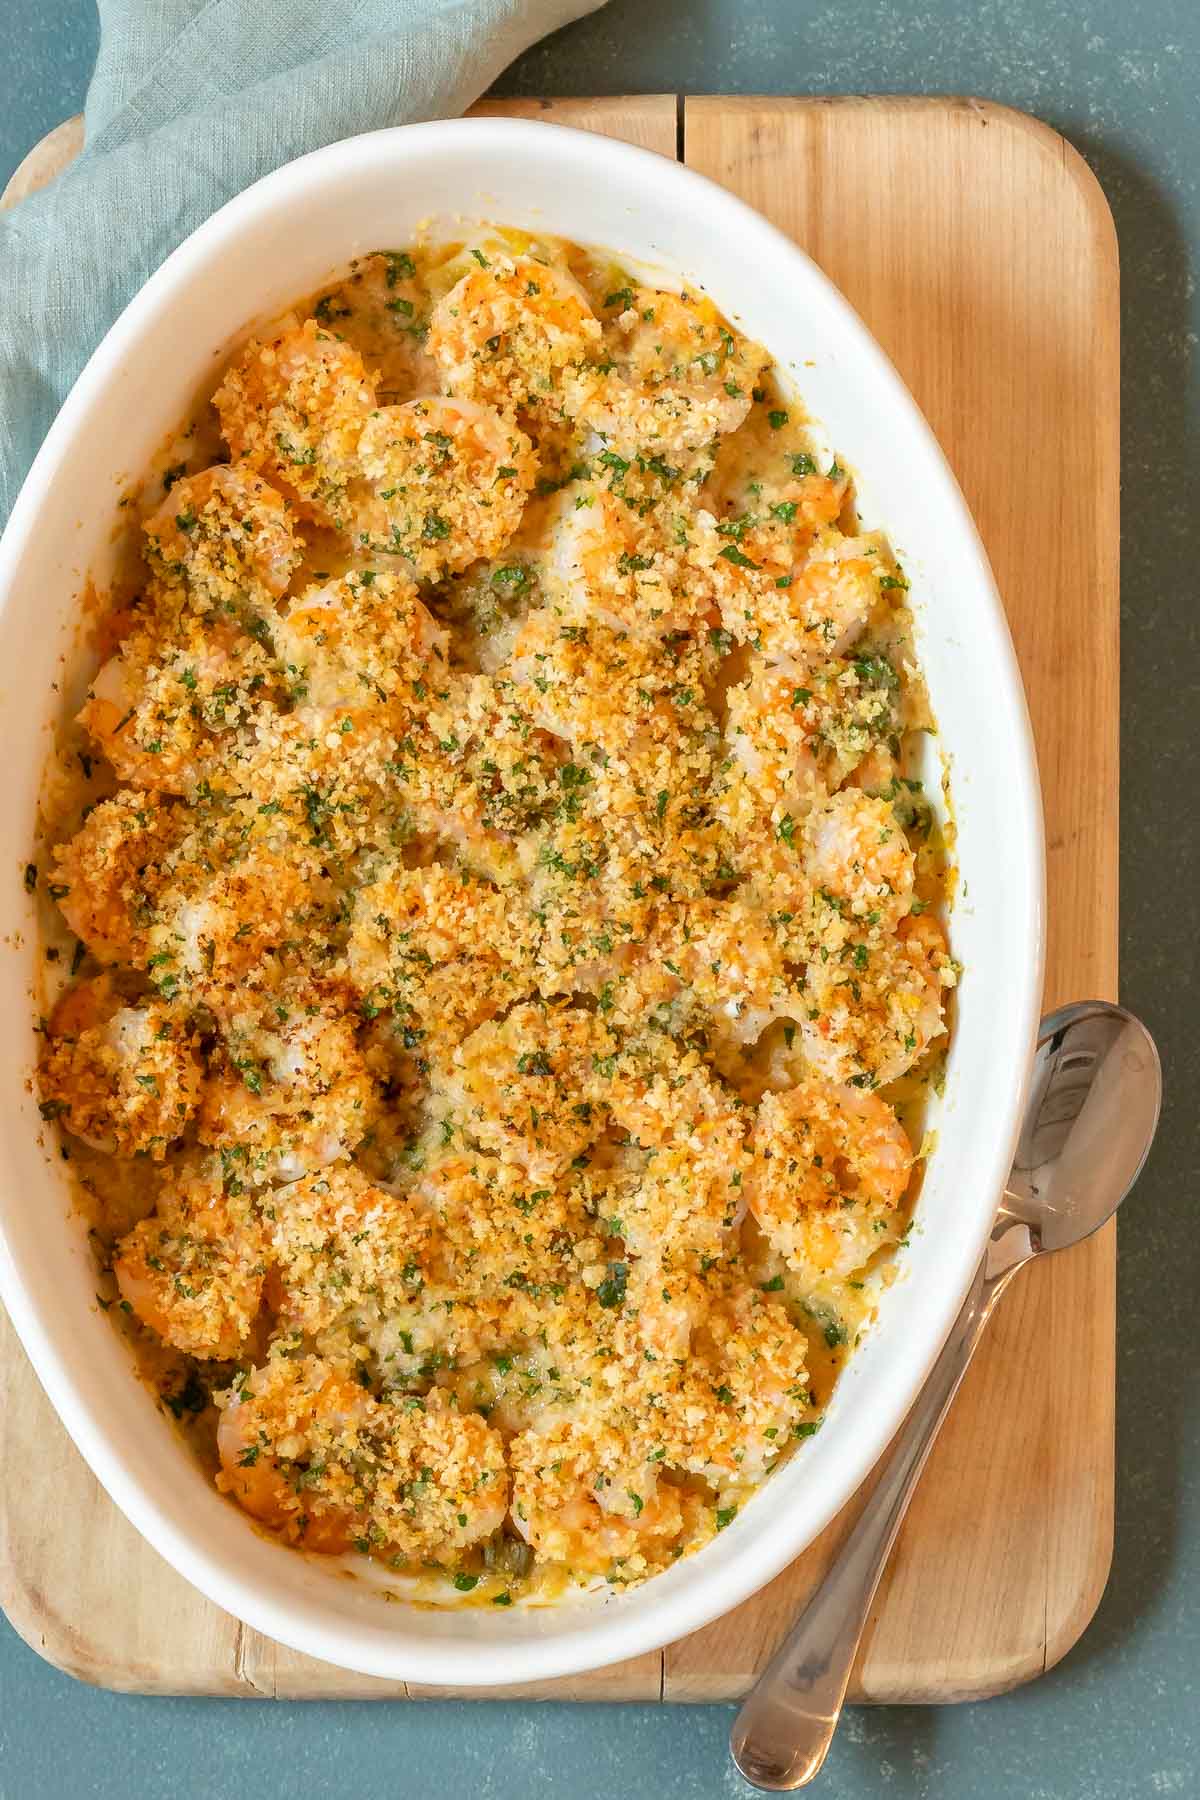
(731, 1000), (1162, 1791)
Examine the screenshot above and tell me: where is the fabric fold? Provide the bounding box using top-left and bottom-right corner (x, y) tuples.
(1, 0), (605, 524)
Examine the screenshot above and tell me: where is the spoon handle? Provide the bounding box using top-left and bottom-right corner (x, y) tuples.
(730, 1238), (1027, 1792)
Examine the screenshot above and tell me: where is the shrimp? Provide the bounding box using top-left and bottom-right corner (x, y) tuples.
(50, 789), (181, 965)
(79, 609), (279, 796)
(267, 1161), (439, 1339)
(712, 673), (847, 949)
(604, 1050), (751, 1263)
(540, 481), (705, 638)
(348, 862), (529, 983)
(697, 521), (889, 671)
(434, 662), (564, 842)
(356, 397), (536, 579)
(216, 1357), (508, 1559)
(508, 1414), (686, 1575)
(274, 567), (446, 713)
(645, 1283), (813, 1486)
(653, 897), (802, 1050)
(507, 607), (714, 770)
(428, 252), (602, 423)
(78, 648), (180, 792)
(38, 976), (202, 1158)
(608, 1045), (741, 1152)
(577, 286), (769, 465)
(434, 554), (544, 673)
(717, 652), (904, 849)
(214, 316), (379, 530)
(771, 536), (890, 664)
(436, 1002), (615, 1179)
(146, 846), (335, 1009)
(716, 819), (814, 946)
(845, 743), (900, 796)
(722, 666), (826, 821)
(197, 995), (380, 1183)
(623, 1264), (709, 1361)
(718, 735), (916, 948)
(345, 863), (533, 1058)
(804, 788), (915, 928)
(216, 1358), (372, 1552)
(444, 813), (541, 889)
(520, 804), (657, 992)
(114, 1162), (268, 1358)
(143, 465), (300, 606)
(802, 910), (955, 1086)
(750, 1078), (913, 1282)
(697, 470), (848, 592)
(440, 1343), (578, 1440)
(215, 702), (420, 869)
(412, 1153), (592, 1330)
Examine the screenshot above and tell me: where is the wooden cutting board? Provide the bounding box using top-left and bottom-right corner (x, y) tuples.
(0, 93), (1118, 1703)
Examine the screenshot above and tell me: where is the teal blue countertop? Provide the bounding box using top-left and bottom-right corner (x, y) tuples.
(2, 5), (1197, 1796)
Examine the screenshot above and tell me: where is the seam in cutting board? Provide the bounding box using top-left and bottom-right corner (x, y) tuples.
(233, 1621), (271, 1697)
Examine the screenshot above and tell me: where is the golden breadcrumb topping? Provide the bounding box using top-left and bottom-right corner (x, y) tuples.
(35, 231), (955, 1604)
(113, 1161), (268, 1359)
(215, 1355), (507, 1558)
(357, 398), (536, 578)
(213, 318), (378, 529)
(143, 464), (300, 604)
(39, 976), (202, 1160)
(265, 1161), (438, 1339)
(429, 250), (602, 424)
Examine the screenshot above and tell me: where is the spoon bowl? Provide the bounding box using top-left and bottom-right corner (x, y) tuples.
(1004, 1001), (1161, 1252)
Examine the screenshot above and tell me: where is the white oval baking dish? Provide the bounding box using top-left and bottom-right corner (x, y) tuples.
(0, 117), (1043, 1687)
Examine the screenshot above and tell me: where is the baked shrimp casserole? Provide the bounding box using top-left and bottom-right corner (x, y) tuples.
(32, 233), (955, 1604)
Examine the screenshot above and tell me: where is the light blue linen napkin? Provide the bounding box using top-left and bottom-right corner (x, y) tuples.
(0, 0), (605, 525)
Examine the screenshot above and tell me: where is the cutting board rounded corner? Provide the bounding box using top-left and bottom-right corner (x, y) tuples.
(1042, 1511), (1116, 1681)
(964, 97), (1119, 265)
(909, 1540), (1115, 1706)
(1, 113), (85, 209)
(0, 1551), (108, 1689)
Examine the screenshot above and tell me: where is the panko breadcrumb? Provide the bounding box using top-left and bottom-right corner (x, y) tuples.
(214, 318), (378, 529)
(39, 976), (202, 1159)
(114, 1161), (268, 1359)
(356, 397), (536, 579)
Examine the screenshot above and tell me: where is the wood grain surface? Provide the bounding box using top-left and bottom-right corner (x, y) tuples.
(0, 92), (1119, 1703)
